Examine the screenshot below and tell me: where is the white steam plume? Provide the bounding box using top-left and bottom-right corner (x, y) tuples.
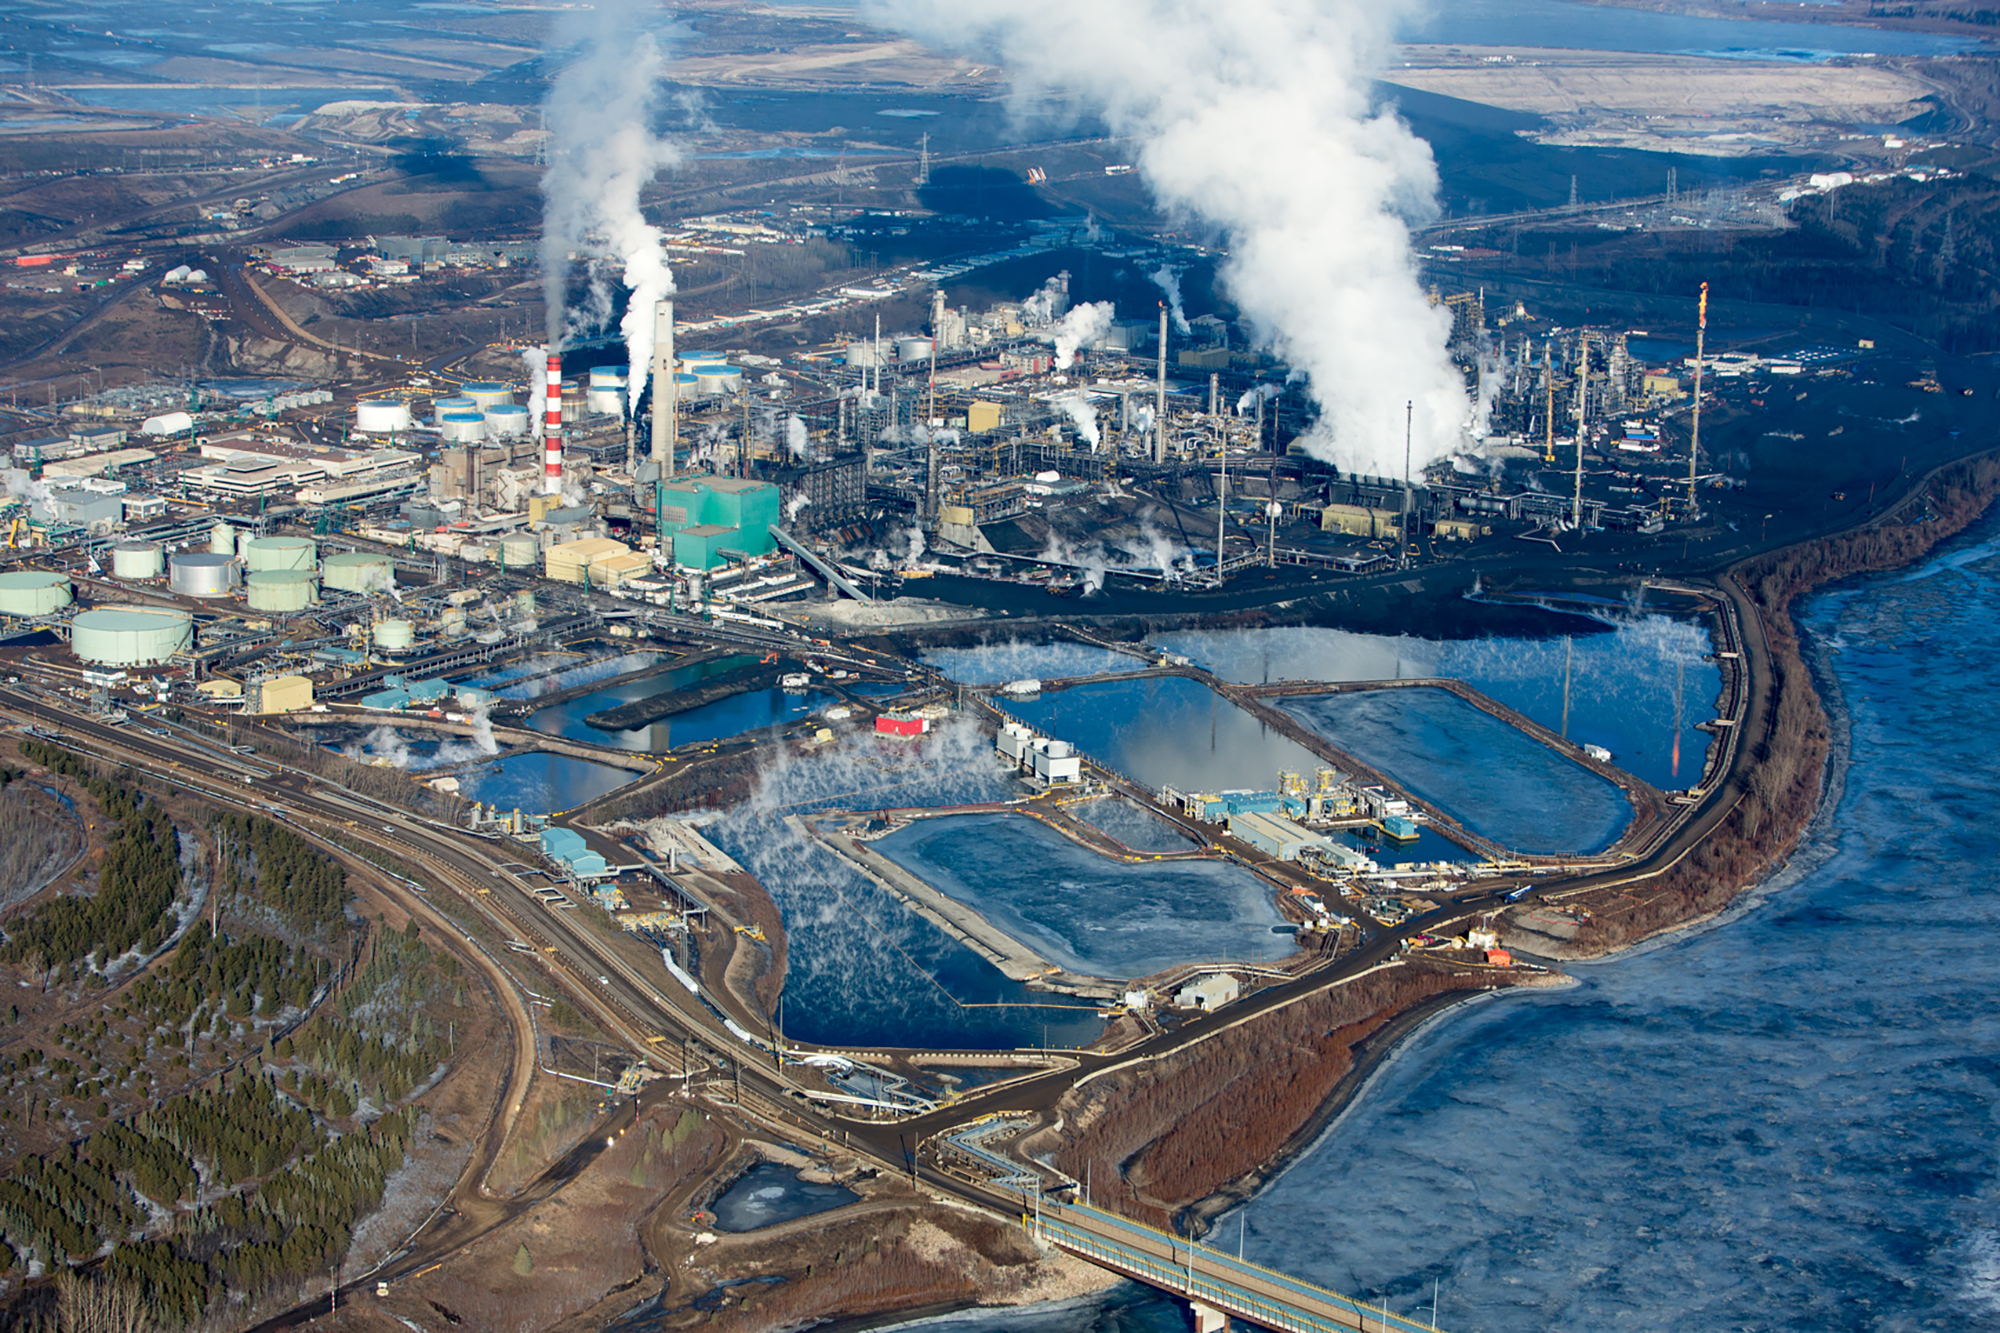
(1043, 300), (1115, 369)
(1054, 390), (1101, 449)
(868, 0), (1468, 473)
(1151, 265), (1190, 335)
(1237, 383), (1282, 414)
(538, 0), (678, 412)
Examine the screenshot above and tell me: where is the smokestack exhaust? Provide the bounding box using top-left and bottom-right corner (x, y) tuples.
(544, 350), (564, 496)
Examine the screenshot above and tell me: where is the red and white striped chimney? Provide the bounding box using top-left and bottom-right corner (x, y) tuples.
(543, 350), (564, 495)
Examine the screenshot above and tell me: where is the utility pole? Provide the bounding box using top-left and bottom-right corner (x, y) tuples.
(1400, 399), (1413, 570)
(1688, 280), (1707, 516)
(1572, 331), (1589, 531)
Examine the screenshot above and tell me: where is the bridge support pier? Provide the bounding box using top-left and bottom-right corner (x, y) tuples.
(1190, 1299), (1228, 1333)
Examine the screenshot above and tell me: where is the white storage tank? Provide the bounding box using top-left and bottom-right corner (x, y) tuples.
(110, 541), (164, 580)
(168, 552), (239, 598)
(321, 551), (394, 594)
(896, 336), (934, 362)
(694, 365), (744, 396)
(210, 522), (238, 555)
(373, 618), (415, 653)
(244, 536), (316, 572)
(355, 400), (413, 434)
(71, 607), (192, 667)
(0, 571), (72, 616)
(439, 412), (486, 444)
(498, 535), (539, 569)
(432, 395), (476, 418)
(587, 367), (629, 417)
(679, 350), (724, 371)
(245, 569), (318, 613)
(461, 381), (512, 411)
(484, 404), (529, 437)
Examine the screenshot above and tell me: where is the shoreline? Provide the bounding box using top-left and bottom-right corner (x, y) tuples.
(816, 453), (2000, 1333)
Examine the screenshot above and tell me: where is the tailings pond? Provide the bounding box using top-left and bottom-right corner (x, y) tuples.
(922, 639), (1151, 684)
(874, 813), (1291, 979)
(698, 719), (1105, 1051)
(1000, 676), (1327, 793)
(709, 1163), (857, 1233)
(528, 656), (837, 751)
(1278, 690), (1630, 854)
(327, 727), (636, 812)
(1155, 617), (1720, 791)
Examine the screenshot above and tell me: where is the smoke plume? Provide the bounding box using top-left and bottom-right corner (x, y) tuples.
(868, 0), (1468, 472)
(1151, 265), (1190, 335)
(1043, 300), (1115, 369)
(1054, 390), (1101, 449)
(538, 0), (679, 409)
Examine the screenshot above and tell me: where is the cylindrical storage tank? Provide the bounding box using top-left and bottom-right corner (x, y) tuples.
(513, 590), (536, 617)
(896, 336), (934, 362)
(432, 395), (476, 417)
(0, 571), (72, 616)
(244, 536), (316, 572)
(210, 522), (237, 555)
(71, 607), (192, 667)
(169, 552), (238, 598)
(484, 404), (529, 437)
(235, 529), (254, 559)
(110, 541), (164, 580)
(355, 399), (413, 434)
(373, 618), (415, 652)
(672, 371), (700, 400)
(695, 365), (743, 396)
(499, 535), (539, 569)
(439, 413), (486, 444)
(244, 569), (318, 613)
(461, 381), (512, 411)
(588, 366), (628, 389)
(679, 349), (723, 369)
(586, 386), (626, 417)
(321, 551), (394, 594)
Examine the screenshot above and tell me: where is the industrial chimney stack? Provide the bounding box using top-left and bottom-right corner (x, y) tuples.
(543, 350), (564, 496)
(651, 297), (675, 474)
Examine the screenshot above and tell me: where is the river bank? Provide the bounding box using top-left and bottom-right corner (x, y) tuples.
(801, 451), (2000, 1333)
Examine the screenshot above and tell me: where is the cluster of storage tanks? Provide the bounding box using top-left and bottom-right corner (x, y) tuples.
(140, 525), (399, 613)
(0, 571), (193, 668)
(356, 380), (528, 441)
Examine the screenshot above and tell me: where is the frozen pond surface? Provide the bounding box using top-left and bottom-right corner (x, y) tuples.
(874, 813), (1291, 979)
(709, 1163), (857, 1233)
(327, 728), (635, 812)
(1278, 689), (1630, 854)
(1068, 796), (1197, 853)
(1001, 676), (1327, 793)
(1156, 616), (1719, 791)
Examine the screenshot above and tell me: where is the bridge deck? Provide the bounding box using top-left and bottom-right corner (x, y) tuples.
(1037, 1203), (1439, 1333)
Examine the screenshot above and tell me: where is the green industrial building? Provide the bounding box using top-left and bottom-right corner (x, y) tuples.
(657, 475), (780, 569)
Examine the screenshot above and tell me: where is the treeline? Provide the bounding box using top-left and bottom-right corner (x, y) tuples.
(130, 920), (327, 1030)
(211, 811), (350, 930)
(275, 924), (461, 1116)
(0, 1072), (413, 1321)
(0, 760), (181, 976)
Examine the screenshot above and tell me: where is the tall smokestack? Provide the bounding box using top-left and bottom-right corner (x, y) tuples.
(543, 350), (564, 496)
(650, 297), (676, 474)
(1154, 304), (1168, 464)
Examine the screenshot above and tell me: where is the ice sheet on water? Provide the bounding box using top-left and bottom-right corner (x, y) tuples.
(922, 639), (1148, 684)
(875, 813), (1290, 978)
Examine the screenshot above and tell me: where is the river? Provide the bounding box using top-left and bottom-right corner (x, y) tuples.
(884, 515), (2000, 1330)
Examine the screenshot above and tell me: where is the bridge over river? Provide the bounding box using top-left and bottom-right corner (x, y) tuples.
(1034, 1201), (1441, 1333)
